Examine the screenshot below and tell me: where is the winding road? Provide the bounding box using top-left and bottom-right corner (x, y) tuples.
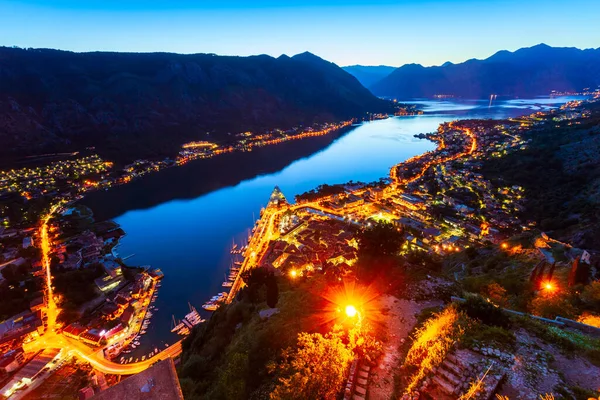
(32, 205), (182, 375)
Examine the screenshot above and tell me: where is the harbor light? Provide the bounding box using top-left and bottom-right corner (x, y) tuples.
(290, 270), (297, 278)
(345, 305), (358, 318)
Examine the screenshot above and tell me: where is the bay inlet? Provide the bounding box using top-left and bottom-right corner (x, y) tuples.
(81, 96), (585, 352)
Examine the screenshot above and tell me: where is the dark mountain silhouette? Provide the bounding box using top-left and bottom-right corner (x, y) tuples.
(0, 47), (391, 162)
(370, 44), (600, 99)
(342, 65), (396, 88)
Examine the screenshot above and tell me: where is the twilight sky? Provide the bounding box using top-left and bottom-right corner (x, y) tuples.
(2, 0), (599, 67)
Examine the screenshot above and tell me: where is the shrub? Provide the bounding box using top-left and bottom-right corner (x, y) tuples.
(530, 295), (577, 319)
(577, 313), (600, 328)
(482, 282), (508, 307)
(458, 296), (510, 328)
(462, 323), (516, 349)
(581, 281), (600, 309)
(270, 331), (352, 399)
(403, 306), (463, 393)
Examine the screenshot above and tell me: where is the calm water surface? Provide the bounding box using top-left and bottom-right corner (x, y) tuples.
(88, 96), (584, 352)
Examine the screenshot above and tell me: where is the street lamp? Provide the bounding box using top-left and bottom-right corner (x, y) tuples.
(345, 305), (358, 318)
(542, 281), (556, 293)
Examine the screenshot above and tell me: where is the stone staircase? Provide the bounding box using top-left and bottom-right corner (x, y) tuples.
(428, 353), (465, 398)
(422, 350), (505, 400)
(344, 361), (371, 400)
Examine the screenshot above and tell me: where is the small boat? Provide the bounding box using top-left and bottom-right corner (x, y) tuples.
(171, 316), (185, 333)
(128, 357), (133, 363)
(135, 358), (139, 362)
(141, 330), (147, 334)
(179, 326), (190, 335)
(222, 281), (233, 287)
(202, 303), (218, 311)
(154, 347), (159, 353)
(142, 356), (146, 361)
(131, 344), (137, 349)
(134, 341), (141, 346)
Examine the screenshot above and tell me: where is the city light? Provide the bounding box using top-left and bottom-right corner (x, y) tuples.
(290, 270), (297, 278)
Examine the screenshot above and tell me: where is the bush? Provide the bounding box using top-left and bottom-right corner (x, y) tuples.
(270, 331), (352, 399)
(530, 295), (577, 319)
(458, 296), (510, 328)
(462, 323), (516, 349)
(482, 282), (508, 307)
(581, 281), (600, 309)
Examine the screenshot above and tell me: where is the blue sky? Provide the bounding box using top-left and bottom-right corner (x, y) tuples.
(2, 0), (599, 66)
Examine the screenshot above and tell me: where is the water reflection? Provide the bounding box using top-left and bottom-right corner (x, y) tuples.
(84, 96), (584, 350)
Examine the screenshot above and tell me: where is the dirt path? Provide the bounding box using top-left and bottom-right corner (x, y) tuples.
(368, 295), (442, 400)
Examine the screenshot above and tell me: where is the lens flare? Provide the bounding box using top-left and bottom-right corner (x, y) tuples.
(345, 305), (357, 318)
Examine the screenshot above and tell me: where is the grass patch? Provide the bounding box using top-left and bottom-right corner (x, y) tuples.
(515, 316), (600, 366)
(462, 323), (516, 350)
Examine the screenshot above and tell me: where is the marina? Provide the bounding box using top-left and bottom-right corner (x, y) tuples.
(171, 303), (206, 336)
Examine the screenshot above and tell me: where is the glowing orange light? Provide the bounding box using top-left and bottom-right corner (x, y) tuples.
(543, 281), (555, 292)
(290, 270), (297, 278)
(345, 305), (358, 318)
(501, 243), (508, 249)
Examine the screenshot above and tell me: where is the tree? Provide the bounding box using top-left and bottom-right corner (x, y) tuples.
(530, 295), (577, 319)
(1, 264), (18, 281)
(458, 295), (510, 328)
(266, 275), (279, 308)
(240, 267), (270, 304)
(482, 282), (508, 307)
(581, 281), (600, 309)
(358, 222), (403, 258)
(209, 352), (248, 400)
(270, 332), (352, 400)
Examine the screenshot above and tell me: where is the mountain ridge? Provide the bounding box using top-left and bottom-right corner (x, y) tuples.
(370, 44), (600, 98)
(342, 65), (396, 88)
(0, 47), (391, 163)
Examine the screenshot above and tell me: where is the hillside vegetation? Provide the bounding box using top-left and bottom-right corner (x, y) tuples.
(0, 48), (391, 162)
